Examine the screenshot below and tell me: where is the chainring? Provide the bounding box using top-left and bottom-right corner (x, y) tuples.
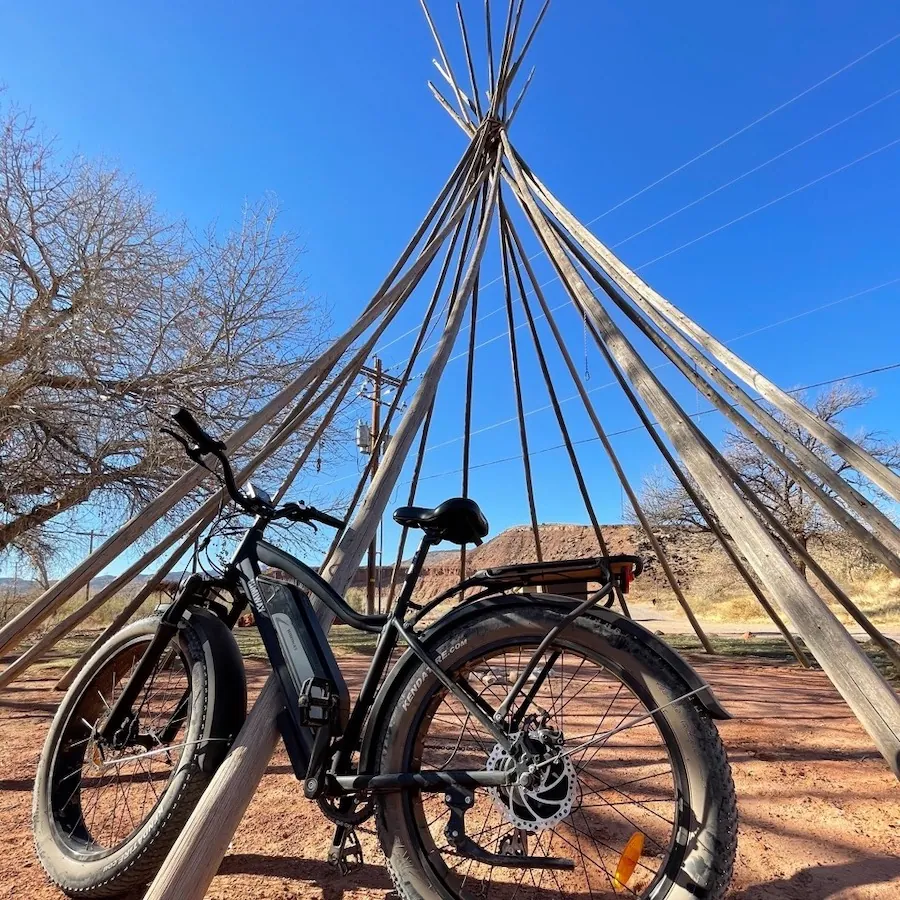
(317, 792), (376, 826)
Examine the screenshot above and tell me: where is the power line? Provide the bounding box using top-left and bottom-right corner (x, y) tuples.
(614, 86), (900, 251)
(423, 276), (900, 452)
(579, 30), (900, 228)
(376, 30), (900, 359)
(637, 135), (900, 270)
(317, 358), (900, 490)
(409, 360), (900, 485)
(380, 95), (900, 372)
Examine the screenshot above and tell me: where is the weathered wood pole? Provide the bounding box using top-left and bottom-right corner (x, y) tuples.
(501, 130), (900, 776)
(522, 163), (900, 503)
(543, 203), (900, 574)
(143, 151), (502, 900)
(500, 208), (715, 652)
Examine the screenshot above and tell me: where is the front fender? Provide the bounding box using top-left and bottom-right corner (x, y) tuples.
(358, 593), (728, 775)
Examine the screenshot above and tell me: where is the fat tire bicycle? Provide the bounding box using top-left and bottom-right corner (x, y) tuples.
(33, 409), (737, 899)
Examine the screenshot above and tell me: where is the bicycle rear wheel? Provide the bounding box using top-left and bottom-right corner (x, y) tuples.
(376, 603), (736, 900)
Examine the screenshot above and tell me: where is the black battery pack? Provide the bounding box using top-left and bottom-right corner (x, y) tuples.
(252, 576), (350, 738)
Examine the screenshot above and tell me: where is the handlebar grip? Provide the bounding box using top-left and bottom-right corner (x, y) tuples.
(172, 408), (224, 453)
(312, 509), (345, 530)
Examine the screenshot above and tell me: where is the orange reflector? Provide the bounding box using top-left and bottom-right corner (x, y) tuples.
(613, 831), (645, 891)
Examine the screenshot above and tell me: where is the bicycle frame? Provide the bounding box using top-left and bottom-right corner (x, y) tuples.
(100, 514), (541, 799)
(232, 520), (520, 798)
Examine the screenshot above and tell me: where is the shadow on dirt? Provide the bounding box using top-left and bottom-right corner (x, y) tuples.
(732, 855), (900, 898)
(218, 853), (393, 899)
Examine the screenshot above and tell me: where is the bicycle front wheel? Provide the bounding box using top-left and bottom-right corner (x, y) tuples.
(376, 602), (736, 900)
(33, 610), (246, 898)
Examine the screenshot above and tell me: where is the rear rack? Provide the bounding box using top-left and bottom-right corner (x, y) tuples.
(473, 554), (643, 587)
(411, 554), (643, 621)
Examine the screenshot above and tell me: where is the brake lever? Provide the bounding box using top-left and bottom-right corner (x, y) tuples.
(278, 502), (318, 530)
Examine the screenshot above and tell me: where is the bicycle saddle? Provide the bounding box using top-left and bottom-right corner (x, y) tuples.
(393, 497), (489, 546)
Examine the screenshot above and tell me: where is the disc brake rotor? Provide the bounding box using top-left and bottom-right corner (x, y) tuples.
(486, 741), (577, 832)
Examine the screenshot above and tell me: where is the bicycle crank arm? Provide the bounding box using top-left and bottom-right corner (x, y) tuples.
(450, 835), (574, 871)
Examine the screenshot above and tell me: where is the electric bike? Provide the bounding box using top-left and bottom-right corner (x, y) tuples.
(33, 408), (737, 899)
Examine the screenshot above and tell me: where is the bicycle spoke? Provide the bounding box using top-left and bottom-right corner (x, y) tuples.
(405, 639), (681, 899)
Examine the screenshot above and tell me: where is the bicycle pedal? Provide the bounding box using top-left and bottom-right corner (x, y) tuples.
(297, 676), (339, 728)
(328, 826), (363, 875)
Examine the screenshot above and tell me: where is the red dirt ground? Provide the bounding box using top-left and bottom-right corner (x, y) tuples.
(1, 654), (898, 900)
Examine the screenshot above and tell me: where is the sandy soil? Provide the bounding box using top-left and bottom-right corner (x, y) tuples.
(1, 653), (898, 900)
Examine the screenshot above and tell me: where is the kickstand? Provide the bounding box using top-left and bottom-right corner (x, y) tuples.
(328, 824), (364, 875)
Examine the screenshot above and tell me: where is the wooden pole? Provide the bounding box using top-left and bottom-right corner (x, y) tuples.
(501, 130), (900, 776)
(319, 199), (480, 571)
(497, 0), (549, 101)
(144, 151), (503, 900)
(520, 162), (900, 503)
(143, 678), (284, 900)
(497, 211), (542, 561)
(323, 153), (502, 599)
(420, 0), (476, 126)
(366, 357), (383, 615)
(501, 205), (716, 653)
(543, 206), (900, 573)
(456, 2), (484, 119)
(574, 309), (812, 667)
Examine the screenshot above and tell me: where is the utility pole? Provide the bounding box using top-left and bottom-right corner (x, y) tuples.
(358, 358), (404, 614)
(73, 530), (106, 604)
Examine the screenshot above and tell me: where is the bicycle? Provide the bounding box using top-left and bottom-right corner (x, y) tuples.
(33, 408), (737, 899)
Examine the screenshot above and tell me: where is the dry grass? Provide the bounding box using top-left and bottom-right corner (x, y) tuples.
(643, 539), (900, 626)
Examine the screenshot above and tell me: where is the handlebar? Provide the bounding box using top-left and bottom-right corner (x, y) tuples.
(172, 408), (224, 455)
(169, 407), (344, 530)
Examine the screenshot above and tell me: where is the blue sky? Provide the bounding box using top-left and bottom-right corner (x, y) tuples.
(4, 1), (900, 576)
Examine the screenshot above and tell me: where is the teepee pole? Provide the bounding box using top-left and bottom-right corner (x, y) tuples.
(321, 140), (489, 569)
(547, 214), (900, 576)
(456, 3), (484, 119)
(498, 210), (542, 561)
(421, 0), (476, 126)
(503, 217), (610, 557)
(501, 203), (716, 652)
(576, 309), (811, 666)
(501, 129), (900, 776)
(522, 164), (900, 503)
(499, 0), (549, 99)
(544, 210), (900, 570)
(144, 150), (503, 900)
(324, 152), (503, 596)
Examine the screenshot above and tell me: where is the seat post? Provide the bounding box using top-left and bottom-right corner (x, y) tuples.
(392, 531), (439, 619)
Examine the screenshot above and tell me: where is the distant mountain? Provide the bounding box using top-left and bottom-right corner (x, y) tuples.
(0, 573), (157, 595)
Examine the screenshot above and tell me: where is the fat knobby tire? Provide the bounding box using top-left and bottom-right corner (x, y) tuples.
(375, 601), (737, 900)
(32, 609), (246, 898)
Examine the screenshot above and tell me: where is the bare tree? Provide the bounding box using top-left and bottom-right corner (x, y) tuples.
(0, 106), (335, 572)
(635, 382), (900, 577)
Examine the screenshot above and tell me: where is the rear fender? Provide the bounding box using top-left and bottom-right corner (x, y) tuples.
(358, 593), (728, 775)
